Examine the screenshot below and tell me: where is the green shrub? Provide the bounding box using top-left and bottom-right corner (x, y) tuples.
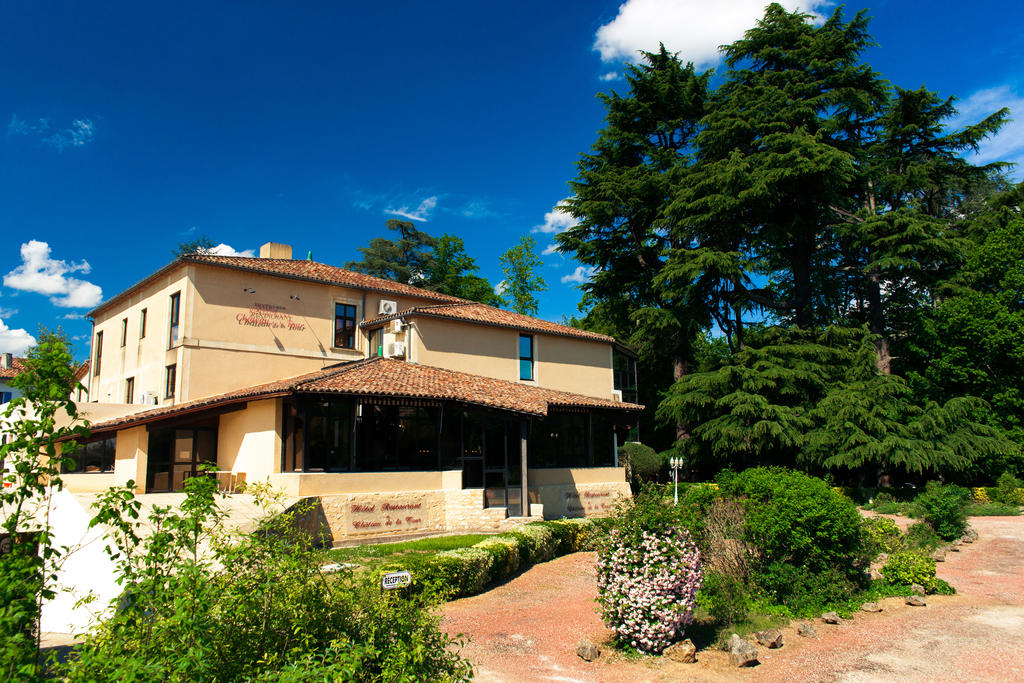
(695, 570), (755, 625)
(902, 522), (942, 553)
(881, 551), (938, 592)
(873, 501), (901, 515)
(967, 502), (1022, 516)
(506, 524), (557, 565)
(994, 472), (1024, 506)
(862, 516), (902, 558)
(428, 547), (493, 597)
(539, 518), (604, 553)
(474, 538), (520, 582)
(721, 468), (868, 609)
(618, 442), (663, 487)
(914, 481), (970, 540)
(674, 483), (722, 544)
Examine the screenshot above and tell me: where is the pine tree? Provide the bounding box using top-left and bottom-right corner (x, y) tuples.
(345, 219), (438, 285)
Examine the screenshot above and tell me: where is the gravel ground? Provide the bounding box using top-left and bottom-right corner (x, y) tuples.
(441, 515), (1024, 682)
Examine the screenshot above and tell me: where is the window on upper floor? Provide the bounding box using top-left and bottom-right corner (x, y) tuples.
(334, 303), (357, 349)
(94, 331), (103, 376)
(168, 292), (181, 349)
(125, 377), (134, 404)
(519, 334), (534, 381)
(0, 391), (12, 404)
(140, 308), (147, 339)
(120, 318), (128, 347)
(165, 364), (176, 400)
(613, 349), (638, 405)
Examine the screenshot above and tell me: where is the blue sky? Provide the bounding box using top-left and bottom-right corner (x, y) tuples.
(2, 0), (1022, 359)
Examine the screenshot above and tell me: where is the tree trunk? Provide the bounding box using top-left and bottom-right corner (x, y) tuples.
(866, 272), (891, 374)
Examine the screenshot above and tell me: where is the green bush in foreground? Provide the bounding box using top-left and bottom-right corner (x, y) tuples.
(722, 468), (868, 612)
(862, 516), (903, 558)
(881, 551), (939, 593)
(902, 522), (942, 553)
(994, 472), (1024, 505)
(914, 481), (971, 540)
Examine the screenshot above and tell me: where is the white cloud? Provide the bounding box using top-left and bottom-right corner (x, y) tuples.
(7, 115), (96, 151)
(533, 199), (578, 234)
(61, 313), (84, 320)
(542, 242), (560, 256)
(953, 85), (1024, 178)
(0, 306), (16, 318)
(385, 196), (438, 222)
(561, 266), (598, 285)
(0, 317), (35, 355)
(3, 240), (103, 308)
(493, 280), (508, 297)
(600, 71), (622, 82)
(594, 0), (829, 67)
(207, 243), (256, 257)
(458, 199), (500, 220)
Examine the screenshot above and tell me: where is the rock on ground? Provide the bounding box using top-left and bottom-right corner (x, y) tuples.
(862, 602), (883, 613)
(822, 611), (842, 624)
(755, 629), (783, 648)
(663, 638), (697, 663)
(906, 595), (927, 607)
(798, 622), (818, 638)
(911, 583), (926, 596)
(576, 637), (600, 661)
(728, 634), (759, 667)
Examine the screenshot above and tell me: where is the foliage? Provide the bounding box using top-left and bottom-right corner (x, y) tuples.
(913, 481), (971, 540)
(618, 442), (663, 488)
(881, 551), (939, 592)
(423, 234), (502, 305)
(345, 219), (439, 285)
(558, 2), (1021, 480)
(994, 472), (1024, 505)
(966, 502), (1021, 516)
(60, 477), (471, 681)
(497, 235), (546, 315)
(0, 331), (88, 680)
(722, 468), (868, 610)
(901, 522), (942, 553)
(173, 234), (216, 257)
(862, 516), (903, 558)
(596, 491), (702, 653)
(971, 487), (992, 503)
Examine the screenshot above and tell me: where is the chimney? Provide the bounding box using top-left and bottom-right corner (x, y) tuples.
(1, 353), (11, 370)
(259, 242), (293, 259)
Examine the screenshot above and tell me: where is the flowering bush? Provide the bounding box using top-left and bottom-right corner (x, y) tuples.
(596, 525), (702, 653)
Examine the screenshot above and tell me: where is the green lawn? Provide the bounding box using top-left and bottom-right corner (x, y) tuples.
(327, 533), (493, 571)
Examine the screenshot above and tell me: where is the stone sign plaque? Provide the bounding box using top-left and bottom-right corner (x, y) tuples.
(562, 489), (614, 518)
(346, 498), (429, 535)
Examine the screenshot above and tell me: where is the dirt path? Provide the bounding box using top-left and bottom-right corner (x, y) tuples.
(441, 516), (1024, 682)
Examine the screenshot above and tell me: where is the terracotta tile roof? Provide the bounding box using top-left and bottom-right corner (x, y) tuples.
(73, 360), (90, 382)
(0, 356), (28, 380)
(361, 301), (614, 343)
(85, 358), (641, 434)
(185, 255), (464, 304)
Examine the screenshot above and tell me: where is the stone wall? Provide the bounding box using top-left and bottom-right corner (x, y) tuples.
(532, 481), (631, 520)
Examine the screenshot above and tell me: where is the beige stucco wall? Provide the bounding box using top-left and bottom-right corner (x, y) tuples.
(90, 265), (192, 407)
(217, 398), (281, 483)
(269, 469), (462, 497)
(412, 317), (615, 399)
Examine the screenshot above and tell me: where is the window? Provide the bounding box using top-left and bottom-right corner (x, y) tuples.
(120, 318), (128, 347)
(62, 437), (116, 473)
(334, 303), (357, 349)
(168, 292), (181, 348)
(140, 308), (147, 338)
(125, 377), (134, 404)
(93, 332), (103, 376)
(0, 391), (11, 404)
(165, 364), (176, 399)
(613, 350), (638, 404)
(518, 334), (534, 381)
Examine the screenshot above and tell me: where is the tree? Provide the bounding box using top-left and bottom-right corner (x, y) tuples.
(0, 331), (88, 679)
(345, 219), (438, 285)
(423, 234), (502, 305)
(498, 235), (546, 315)
(174, 235), (216, 257)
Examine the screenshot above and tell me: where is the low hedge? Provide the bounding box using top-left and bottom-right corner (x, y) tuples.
(377, 518), (605, 601)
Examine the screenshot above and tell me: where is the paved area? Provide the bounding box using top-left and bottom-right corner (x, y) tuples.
(441, 515), (1024, 682)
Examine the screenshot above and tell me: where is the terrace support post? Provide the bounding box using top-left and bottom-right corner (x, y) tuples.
(520, 420), (529, 518)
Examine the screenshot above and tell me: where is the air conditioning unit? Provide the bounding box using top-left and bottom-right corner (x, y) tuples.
(392, 319), (404, 333)
(612, 389), (623, 402)
(378, 299), (397, 315)
(386, 341), (406, 358)
(140, 391), (158, 405)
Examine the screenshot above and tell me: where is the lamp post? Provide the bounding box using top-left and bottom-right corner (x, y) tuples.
(669, 456), (683, 505)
